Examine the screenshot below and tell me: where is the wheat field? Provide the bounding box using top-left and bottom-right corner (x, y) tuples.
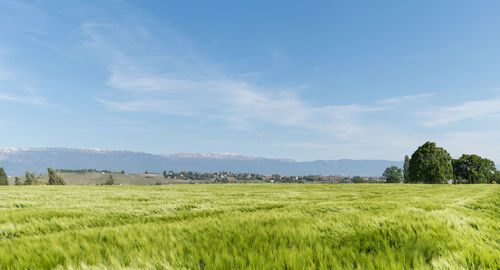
(0, 184), (498, 269)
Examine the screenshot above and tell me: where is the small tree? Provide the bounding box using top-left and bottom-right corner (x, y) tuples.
(352, 176), (365, 183)
(403, 155), (410, 182)
(162, 170), (168, 178)
(47, 168), (65, 185)
(0, 168), (8, 185)
(383, 166), (403, 183)
(24, 171), (38, 185)
(25, 171), (33, 185)
(31, 172), (38, 184)
(104, 174), (114, 185)
(14, 177), (22, 185)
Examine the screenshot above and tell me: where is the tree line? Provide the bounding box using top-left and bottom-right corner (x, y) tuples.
(383, 141), (499, 184)
(0, 168), (383, 185)
(56, 169), (126, 174)
(160, 170), (383, 183)
(3, 142), (497, 185)
(0, 168), (66, 186)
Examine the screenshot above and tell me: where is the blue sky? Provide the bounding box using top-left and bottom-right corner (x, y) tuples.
(1, 0), (500, 162)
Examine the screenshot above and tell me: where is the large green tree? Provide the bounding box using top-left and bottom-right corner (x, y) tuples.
(493, 171), (500, 183)
(47, 168), (65, 185)
(383, 166), (403, 183)
(403, 155), (410, 182)
(452, 154), (496, 184)
(408, 142), (453, 184)
(0, 168), (8, 185)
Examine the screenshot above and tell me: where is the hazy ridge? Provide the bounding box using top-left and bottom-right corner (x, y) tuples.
(0, 148), (402, 176)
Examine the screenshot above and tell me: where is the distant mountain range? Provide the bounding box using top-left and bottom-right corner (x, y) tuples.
(0, 148), (402, 177)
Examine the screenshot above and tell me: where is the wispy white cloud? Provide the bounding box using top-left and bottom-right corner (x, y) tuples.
(269, 130), (427, 161)
(99, 65), (382, 136)
(83, 21), (387, 137)
(419, 97), (500, 127)
(437, 131), (500, 162)
(78, 13), (500, 163)
(0, 52), (51, 106)
(0, 91), (49, 105)
(0, 119), (19, 127)
(378, 93), (435, 105)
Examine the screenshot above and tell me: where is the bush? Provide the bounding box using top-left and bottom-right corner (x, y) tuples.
(352, 177), (365, 183)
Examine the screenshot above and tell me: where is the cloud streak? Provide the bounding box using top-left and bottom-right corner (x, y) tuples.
(0, 91), (49, 105)
(78, 12), (499, 163)
(84, 21), (390, 137)
(420, 97), (500, 127)
(0, 53), (51, 106)
(378, 93), (435, 105)
(99, 66), (383, 136)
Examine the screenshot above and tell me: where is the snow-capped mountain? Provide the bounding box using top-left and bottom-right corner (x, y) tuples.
(0, 147), (402, 176)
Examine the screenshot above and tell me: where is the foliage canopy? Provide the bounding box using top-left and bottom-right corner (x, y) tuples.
(0, 168), (8, 185)
(453, 154), (496, 184)
(104, 174), (114, 185)
(48, 168), (65, 185)
(383, 166), (403, 183)
(403, 155), (410, 182)
(408, 142), (453, 184)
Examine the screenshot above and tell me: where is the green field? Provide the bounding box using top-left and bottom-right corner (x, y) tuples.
(12, 172), (241, 185)
(12, 172), (171, 185)
(0, 184), (498, 269)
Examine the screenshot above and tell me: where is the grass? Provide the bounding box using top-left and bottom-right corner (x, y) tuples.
(0, 184), (498, 269)
(12, 172), (222, 185)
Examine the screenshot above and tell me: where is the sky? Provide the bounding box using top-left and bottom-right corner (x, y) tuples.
(1, 0), (500, 162)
